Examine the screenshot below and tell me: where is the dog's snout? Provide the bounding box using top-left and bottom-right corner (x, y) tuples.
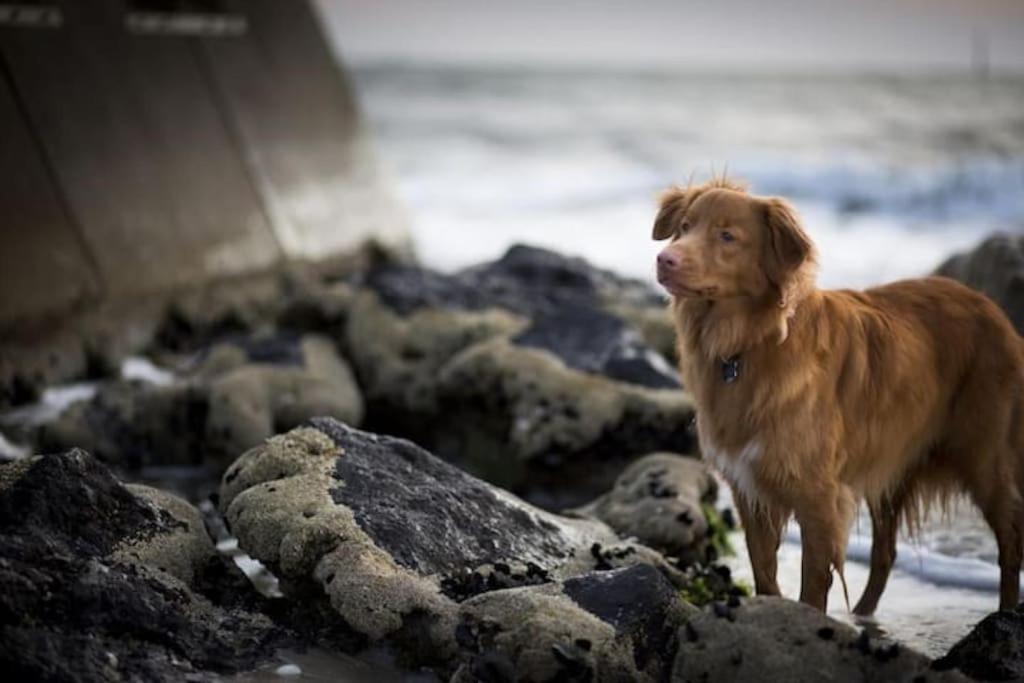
(657, 249), (681, 271)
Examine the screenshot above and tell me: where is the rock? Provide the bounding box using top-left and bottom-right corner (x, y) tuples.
(433, 337), (694, 507)
(512, 306), (678, 389)
(933, 605), (1024, 680)
(0, 449), (287, 682)
(672, 597), (969, 683)
(344, 288), (524, 430)
(560, 564), (694, 677)
(453, 565), (693, 682)
(38, 333), (363, 474)
(570, 453), (718, 565)
(346, 245), (695, 505)
(220, 419), (687, 676)
(276, 281), (356, 340)
(37, 380), (206, 471)
(200, 334), (364, 464)
(0, 333), (91, 408)
(935, 233), (1024, 334)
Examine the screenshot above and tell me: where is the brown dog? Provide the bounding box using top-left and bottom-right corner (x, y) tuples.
(653, 177), (1024, 613)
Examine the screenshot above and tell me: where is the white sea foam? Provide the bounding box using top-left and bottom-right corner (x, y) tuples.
(353, 65), (1024, 291)
(121, 356), (176, 386)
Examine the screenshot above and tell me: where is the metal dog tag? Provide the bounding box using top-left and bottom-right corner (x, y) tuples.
(721, 356), (741, 384)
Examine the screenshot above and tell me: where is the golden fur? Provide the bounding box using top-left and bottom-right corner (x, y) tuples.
(653, 177), (1024, 613)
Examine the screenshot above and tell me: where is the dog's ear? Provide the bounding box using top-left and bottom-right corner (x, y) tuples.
(653, 186), (701, 240)
(761, 198), (813, 290)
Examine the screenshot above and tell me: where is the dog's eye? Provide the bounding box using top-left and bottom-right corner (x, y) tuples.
(680, 221), (691, 234)
(720, 230), (735, 243)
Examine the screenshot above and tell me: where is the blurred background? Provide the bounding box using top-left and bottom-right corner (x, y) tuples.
(318, 0), (1024, 288)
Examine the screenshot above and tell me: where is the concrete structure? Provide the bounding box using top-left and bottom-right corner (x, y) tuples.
(0, 0), (406, 329)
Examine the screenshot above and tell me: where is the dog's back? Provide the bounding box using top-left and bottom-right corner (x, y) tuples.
(820, 276), (1024, 509)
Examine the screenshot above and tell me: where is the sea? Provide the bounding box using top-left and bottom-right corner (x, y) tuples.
(352, 63), (1024, 289)
(350, 62), (1024, 656)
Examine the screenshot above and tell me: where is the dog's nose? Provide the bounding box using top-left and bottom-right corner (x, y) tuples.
(657, 250), (680, 271)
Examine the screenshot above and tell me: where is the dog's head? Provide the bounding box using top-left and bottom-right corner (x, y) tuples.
(653, 178), (816, 308)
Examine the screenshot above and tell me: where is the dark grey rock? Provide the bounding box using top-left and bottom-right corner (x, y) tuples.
(319, 418), (574, 574)
(219, 419), (685, 678)
(512, 306), (679, 389)
(345, 245), (692, 506)
(934, 605), (1024, 680)
(365, 244), (661, 319)
(936, 233), (1024, 334)
(0, 450), (287, 683)
(562, 564), (685, 678)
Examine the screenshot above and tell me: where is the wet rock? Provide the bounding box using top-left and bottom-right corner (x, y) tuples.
(562, 564), (693, 677)
(365, 244), (661, 318)
(344, 288), (524, 432)
(433, 337), (694, 506)
(512, 306), (678, 389)
(934, 605), (1024, 680)
(936, 233), (1024, 334)
(672, 597), (969, 683)
(220, 419), (685, 675)
(569, 453), (717, 564)
(0, 450), (286, 682)
(38, 333), (363, 473)
(37, 380), (207, 471)
(346, 246), (693, 505)
(450, 565), (692, 682)
(200, 334), (364, 464)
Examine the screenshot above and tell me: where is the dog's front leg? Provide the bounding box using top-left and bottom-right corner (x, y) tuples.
(734, 492), (788, 596)
(794, 490), (847, 611)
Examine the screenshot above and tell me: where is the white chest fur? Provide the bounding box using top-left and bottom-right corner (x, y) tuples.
(701, 436), (765, 505)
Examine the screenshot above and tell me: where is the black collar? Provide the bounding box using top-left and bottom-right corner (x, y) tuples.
(720, 355), (741, 384)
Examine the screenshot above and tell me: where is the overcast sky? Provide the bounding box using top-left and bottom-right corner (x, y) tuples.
(314, 0), (1024, 73)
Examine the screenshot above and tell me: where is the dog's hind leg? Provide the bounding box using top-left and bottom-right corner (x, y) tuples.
(853, 493), (902, 616)
(735, 492), (789, 596)
(971, 467), (1023, 611)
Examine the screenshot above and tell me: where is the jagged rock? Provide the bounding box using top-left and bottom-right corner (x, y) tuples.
(38, 333), (363, 473)
(346, 245), (694, 505)
(0, 450), (287, 682)
(934, 605), (1024, 680)
(672, 597), (969, 683)
(570, 453), (717, 564)
(219, 419), (687, 677)
(936, 233), (1024, 334)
